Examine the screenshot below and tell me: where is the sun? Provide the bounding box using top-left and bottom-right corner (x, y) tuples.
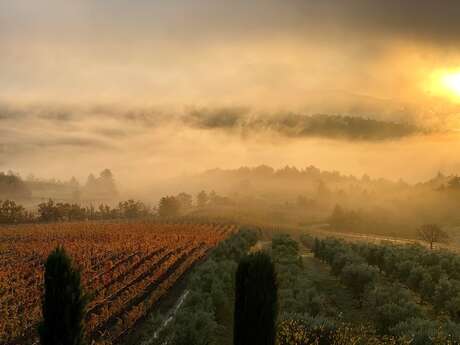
(441, 72), (460, 97)
(426, 69), (460, 102)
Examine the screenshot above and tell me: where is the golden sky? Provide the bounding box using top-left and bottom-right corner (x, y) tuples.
(1, 0), (460, 187)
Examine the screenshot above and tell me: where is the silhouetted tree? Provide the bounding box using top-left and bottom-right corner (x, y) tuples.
(158, 196), (181, 218)
(118, 199), (148, 218)
(0, 171), (31, 199)
(234, 252), (277, 345)
(417, 224), (449, 250)
(196, 191), (208, 208)
(0, 199), (30, 223)
(81, 169), (118, 200)
(330, 204), (344, 229)
(176, 192), (193, 209)
(39, 247), (86, 345)
(340, 263), (378, 302)
(38, 199), (61, 222)
(448, 176), (460, 190)
(98, 169), (118, 197)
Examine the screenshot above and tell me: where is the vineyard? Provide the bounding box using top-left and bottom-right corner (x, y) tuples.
(0, 222), (234, 345)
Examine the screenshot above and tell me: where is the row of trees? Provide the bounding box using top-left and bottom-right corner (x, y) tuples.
(272, 234), (331, 318)
(309, 237), (460, 340)
(0, 188), (237, 225)
(157, 190), (232, 218)
(0, 199), (153, 224)
(158, 190), (232, 217)
(0, 190), (227, 224)
(152, 228), (259, 344)
(342, 238), (460, 321)
(36, 199), (150, 222)
(0, 199), (34, 223)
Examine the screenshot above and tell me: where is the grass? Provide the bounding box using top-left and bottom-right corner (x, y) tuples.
(299, 247), (369, 324)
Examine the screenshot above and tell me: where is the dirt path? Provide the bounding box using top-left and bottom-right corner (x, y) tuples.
(298, 245), (367, 323)
(139, 289), (190, 345)
(121, 254), (204, 345)
(305, 225), (460, 252)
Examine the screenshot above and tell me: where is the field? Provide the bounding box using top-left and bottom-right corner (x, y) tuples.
(0, 222), (234, 345)
(150, 228), (460, 345)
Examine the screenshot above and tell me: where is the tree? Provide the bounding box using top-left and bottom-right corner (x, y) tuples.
(234, 252), (277, 345)
(448, 176), (460, 190)
(0, 171), (31, 199)
(330, 204), (345, 229)
(176, 192), (193, 209)
(82, 169), (118, 200)
(98, 169), (118, 197)
(340, 263), (378, 301)
(209, 190), (217, 204)
(417, 224), (449, 250)
(196, 191), (208, 208)
(38, 199), (60, 222)
(118, 199), (148, 218)
(39, 247), (86, 345)
(0, 199), (29, 223)
(85, 174), (97, 189)
(158, 196), (181, 218)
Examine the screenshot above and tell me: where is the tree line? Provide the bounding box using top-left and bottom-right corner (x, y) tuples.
(0, 190), (228, 224)
(0, 198), (152, 224)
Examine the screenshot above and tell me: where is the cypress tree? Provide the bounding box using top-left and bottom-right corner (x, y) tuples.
(39, 246), (86, 345)
(234, 251), (277, 345)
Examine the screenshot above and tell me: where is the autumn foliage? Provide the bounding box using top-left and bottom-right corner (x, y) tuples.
(0, 222), (233, 345)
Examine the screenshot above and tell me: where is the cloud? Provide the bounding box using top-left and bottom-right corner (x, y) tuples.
(2, 1), (460, 186)
(4, 1), (459, 45)
(324, 1), (460, 47)
(184, 108), (425, 141)
(2, 0), (460, 111)
(186, 107), (249, 129)
(0, 102), (427, 172)
(35, 137), (114, 149)
(0, 101), (459, 188)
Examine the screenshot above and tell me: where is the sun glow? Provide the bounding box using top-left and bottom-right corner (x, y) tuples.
(428, 70), (460, 101)
(441, 72), (460, 96)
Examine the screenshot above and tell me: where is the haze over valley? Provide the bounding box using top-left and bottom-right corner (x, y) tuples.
(3, 2), (460, 345)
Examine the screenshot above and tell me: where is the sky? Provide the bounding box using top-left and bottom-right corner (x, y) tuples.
(2, 0), (460, 190)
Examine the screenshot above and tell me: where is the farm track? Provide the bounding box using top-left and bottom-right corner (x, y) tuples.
(305, 224), (460, 253)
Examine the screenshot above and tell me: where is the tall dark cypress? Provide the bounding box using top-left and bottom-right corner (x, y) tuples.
(39, 246), (86, 345)
(234, 251), (277, 345)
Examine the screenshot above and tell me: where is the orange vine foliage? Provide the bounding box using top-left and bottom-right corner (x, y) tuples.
(0, 222), (234, 345)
